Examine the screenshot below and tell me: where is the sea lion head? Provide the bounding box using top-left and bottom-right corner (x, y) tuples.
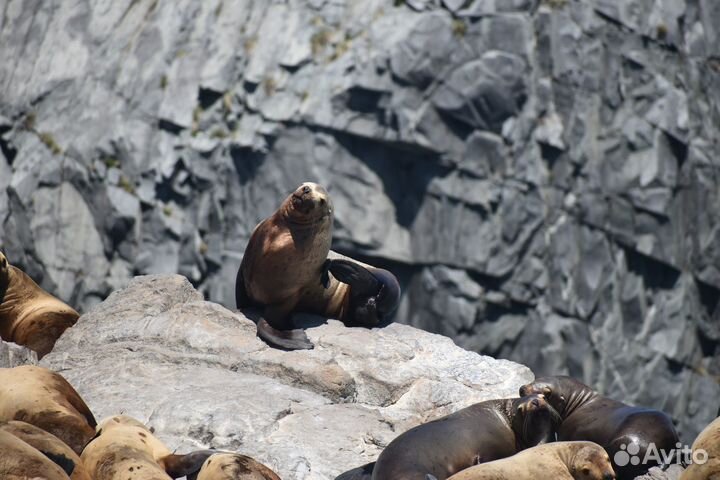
(94, 414), (151, 436)
(0, 251), (8, 286)
(283, 182), (333, 225)
(519, 376), (580, 415)
(512, 394), (561, 448)
(570, 444), (615, 480)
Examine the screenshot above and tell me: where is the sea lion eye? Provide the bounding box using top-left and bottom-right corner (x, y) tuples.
(319, 198), (326, 205)
(582, 467), (590, 476)
(302, 186), (311, 194)
(542, 386), (552, 396)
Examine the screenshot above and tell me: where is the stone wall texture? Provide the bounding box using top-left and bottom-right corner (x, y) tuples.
(1, 0), (718, 441)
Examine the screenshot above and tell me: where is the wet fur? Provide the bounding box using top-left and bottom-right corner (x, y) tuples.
(370, 395), (558, 480)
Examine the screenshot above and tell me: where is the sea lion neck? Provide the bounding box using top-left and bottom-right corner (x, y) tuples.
(558, 379), (598, 418)
(558, 442), (584, 472)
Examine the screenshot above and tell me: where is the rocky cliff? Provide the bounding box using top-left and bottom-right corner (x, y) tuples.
(0, 0), (718, 440)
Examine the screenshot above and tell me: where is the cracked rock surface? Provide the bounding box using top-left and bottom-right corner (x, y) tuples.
(41, 274), (532, 479)
(1, 0), (719, 442)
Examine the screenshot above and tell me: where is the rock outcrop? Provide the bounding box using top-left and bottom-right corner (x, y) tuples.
(41, 274), (533, 479)
(1, 0), (718, 440)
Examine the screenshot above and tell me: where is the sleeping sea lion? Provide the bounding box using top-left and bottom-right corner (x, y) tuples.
(680, 416), (720, 480)
(0, 420), (92, 480)
(0, 429), (71, 480)
(447, 441), (616, 480)
(337, 394), (560, 480)
(236, 182), (401, 350)
(188, 452), (281, 480)
(0, 250), (80, 358)
(520, 376), (679, 480)
(81, 415), (216, 480)
(0, 365), (96, 455)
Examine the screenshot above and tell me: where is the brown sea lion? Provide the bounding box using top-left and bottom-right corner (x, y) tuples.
(81, 415), (216, 480)
(0, 250), (80, 358)
(520, 376), (679, 480)
(0, 429), (71, 480)
(236, 182), (401, 350)
(339, 394), (561, 480)
(0, 420), (92, 480)
(187, 452), (281, 480)
(680, 416), (720, 480)
(447, 441), (616, 480)
(0, 365), (96, 455)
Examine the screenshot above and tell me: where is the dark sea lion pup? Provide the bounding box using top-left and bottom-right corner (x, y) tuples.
(236, 182), (400, 350)
(337, 394), (561, 480)
(0, 365), (97, 455)
(520, 376), (679, 480)
(0, 250), (80, 358)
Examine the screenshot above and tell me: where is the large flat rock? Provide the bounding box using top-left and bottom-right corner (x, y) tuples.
(42, 274), (532, 479)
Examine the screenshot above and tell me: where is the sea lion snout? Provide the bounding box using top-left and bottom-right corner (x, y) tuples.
(290, 182), (332, 216)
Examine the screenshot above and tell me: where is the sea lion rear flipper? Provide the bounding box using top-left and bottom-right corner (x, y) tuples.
(329, 260), (379, 296)
(334, 461), (375, 480)
(41, 451), (76, 477)
(257, 318), (314, 350)
(163, 450), (216, 478)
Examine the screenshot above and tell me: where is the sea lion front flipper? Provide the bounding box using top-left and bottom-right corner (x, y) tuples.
(321, 259), (331, 288)
(163, 450), (216, 478)
(257, 318), (314, 350)
(41, 451), (76, 477)
(329, 260), (380, 296)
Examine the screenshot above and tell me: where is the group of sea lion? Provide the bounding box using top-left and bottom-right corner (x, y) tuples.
(336, 375), (688, 480)
(0, 365), (281, 479)
(1, 181), (719, 479)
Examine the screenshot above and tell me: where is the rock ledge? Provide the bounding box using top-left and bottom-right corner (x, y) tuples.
(41, 274), (532, 479)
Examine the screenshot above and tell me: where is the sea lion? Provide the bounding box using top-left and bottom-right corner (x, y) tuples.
(0, 365), (96, 455)
(0, 420), (92, 480)
(0, 429), (71, 480)
(81, 415), (216, 480)
(236, 182), (401, 350)
(680, 416), (720, 480)
(187, 452), (281, 480)
(447, 441), (616, 480)
(520, 376), (679, 480)
(0, 250), (80, 358)
(360, 394), (561, 480)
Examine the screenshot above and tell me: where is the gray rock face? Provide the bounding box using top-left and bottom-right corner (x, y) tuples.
(41, 275), (533, 480)
(0, 340), (38, 368)
(1, 0), (718, 442)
